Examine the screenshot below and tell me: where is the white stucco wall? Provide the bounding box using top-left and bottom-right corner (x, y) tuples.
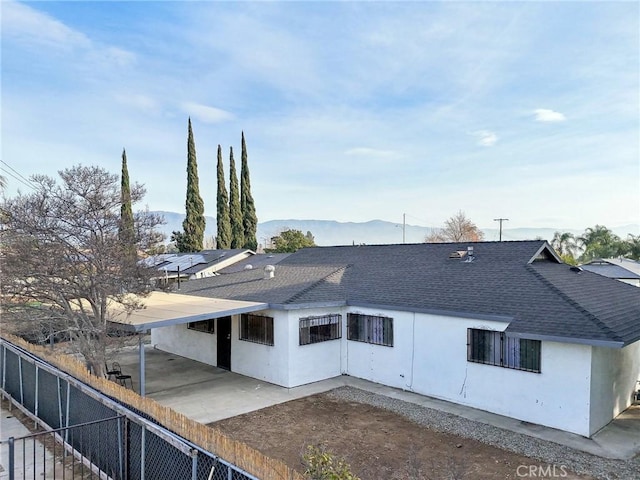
(231, 309), (290, 387)
(152, 304), (630, 436)
(344, 308), (415, 390)
(286, 308), (345, 387)
(590, 341), (640, 434)
(406, 313), (594, 436)
(151, 324), (218, 365)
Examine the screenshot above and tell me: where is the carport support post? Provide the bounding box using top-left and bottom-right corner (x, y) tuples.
(139, 332), (146, 396)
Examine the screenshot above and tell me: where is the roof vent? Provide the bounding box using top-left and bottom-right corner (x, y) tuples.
(244, 264), (253, 270)
(570, 266), (583, 273)
(464, 246), (475, 263)
(449, 250), (467, 259)
(264, 265), (275, 279)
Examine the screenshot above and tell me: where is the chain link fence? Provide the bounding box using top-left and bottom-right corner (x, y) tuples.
(7, 415), (125, 479)
(1, 338), (260, 480)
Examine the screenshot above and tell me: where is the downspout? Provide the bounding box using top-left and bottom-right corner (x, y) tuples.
(408, 312), (415, 391)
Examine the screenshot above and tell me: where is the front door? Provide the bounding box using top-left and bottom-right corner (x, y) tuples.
(217, 316), (232, 370)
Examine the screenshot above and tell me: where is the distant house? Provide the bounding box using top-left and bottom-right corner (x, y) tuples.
(580, 258), (640, 287)
(144, 241), (640, 438)
(217, 253), (292, 274)
(144, 249), (254, 281)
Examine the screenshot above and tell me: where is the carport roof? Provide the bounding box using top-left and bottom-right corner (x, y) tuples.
(108, 291), (267, 332)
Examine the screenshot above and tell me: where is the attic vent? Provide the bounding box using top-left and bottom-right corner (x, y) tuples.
(264, 265), (275, 279)
(449, 250), (467, 259)
(534, 250), (554, 262)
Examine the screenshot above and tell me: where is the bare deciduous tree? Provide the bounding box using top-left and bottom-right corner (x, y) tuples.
(0, 165), (165, 376)
(425, 211), (485, 243)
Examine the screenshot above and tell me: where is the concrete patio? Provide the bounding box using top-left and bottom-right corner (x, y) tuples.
(111, 344), (640, 461)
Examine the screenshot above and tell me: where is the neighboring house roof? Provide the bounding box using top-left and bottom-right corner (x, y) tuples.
(217, 253), (292, 274)
(579, 258), (640, 280)
(176, 241), (640, 347)
(144, 249), (253, 276)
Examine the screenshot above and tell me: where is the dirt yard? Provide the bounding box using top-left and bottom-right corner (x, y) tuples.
(210, 390), (593, 480)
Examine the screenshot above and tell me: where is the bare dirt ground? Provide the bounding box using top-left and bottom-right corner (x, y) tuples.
(210, 390), (593, 480)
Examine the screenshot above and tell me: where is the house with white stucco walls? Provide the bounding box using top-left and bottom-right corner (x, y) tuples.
(145, 241), (640, 438)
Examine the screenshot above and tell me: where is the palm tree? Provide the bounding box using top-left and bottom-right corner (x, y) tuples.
(625, 234), (640, 260)
(578, 225), (622, 261)
(551, 231), (578, 258)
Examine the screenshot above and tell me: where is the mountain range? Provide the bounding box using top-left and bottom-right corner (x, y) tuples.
(152, 211), (639, 248)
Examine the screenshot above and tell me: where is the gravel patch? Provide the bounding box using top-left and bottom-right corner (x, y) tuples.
(328, 386), (640, 480)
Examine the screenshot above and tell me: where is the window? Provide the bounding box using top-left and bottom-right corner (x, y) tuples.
(347, 313), (393, 347)
(467, 328), (541, 373)
(240, 314), (274, 346)
(187, 319), (215, 334)
(299, 314), (342, 345)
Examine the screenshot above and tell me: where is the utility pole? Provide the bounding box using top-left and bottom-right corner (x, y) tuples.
(494, 218), (509, 242)
(396, 213), (407, 243)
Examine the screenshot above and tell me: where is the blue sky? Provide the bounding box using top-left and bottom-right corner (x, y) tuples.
(2, 1), (638, 232)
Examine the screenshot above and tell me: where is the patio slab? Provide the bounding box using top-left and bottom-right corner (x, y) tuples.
(111, 345), (351, 424)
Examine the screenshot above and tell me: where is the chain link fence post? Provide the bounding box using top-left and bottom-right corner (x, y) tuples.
(8, 437), (15, 480)
(123, 416), (130, 480)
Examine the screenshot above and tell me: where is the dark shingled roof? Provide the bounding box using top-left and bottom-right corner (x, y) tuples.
(176, 241), (640, 347)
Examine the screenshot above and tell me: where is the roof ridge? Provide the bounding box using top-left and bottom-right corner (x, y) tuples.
(526, 264), (623, 342)
(283, 265), (351, 304)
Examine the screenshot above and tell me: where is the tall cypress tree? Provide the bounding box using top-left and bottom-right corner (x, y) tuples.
(119, 148), (136, 258)
(240, 131), (258, 251)
(228, 146), (244, 249)
(181, 118), (205, 252)
(216, 144), (232, 249)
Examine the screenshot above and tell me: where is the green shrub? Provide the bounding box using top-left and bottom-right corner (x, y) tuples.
(302, 444), (360, 480)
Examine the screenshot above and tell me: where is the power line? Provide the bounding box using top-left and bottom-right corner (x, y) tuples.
(0, 160), (37, 191)
(0, 167), (36, 191)
(403, 213), (431, 226)
(1, 159), (34, 185)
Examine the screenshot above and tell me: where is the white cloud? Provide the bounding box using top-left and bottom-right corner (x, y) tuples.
(533, 109), (567, 122)
(2, 0), (90, 51)
(181, 102), (234, 124)
(3, 0), (136, 69)
(472, 130), (498, 147)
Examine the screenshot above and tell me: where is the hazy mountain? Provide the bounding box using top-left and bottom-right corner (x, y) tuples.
(154, 211), (218, 244)
(152, 211), (639, 248)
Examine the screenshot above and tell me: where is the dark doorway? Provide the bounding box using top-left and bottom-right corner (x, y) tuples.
(217, 316), (232, 370)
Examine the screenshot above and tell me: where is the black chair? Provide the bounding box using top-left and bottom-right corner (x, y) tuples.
(116, 372), (133, 389)
(106, 362), (121, 380)
(114, 363), (133, 389)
